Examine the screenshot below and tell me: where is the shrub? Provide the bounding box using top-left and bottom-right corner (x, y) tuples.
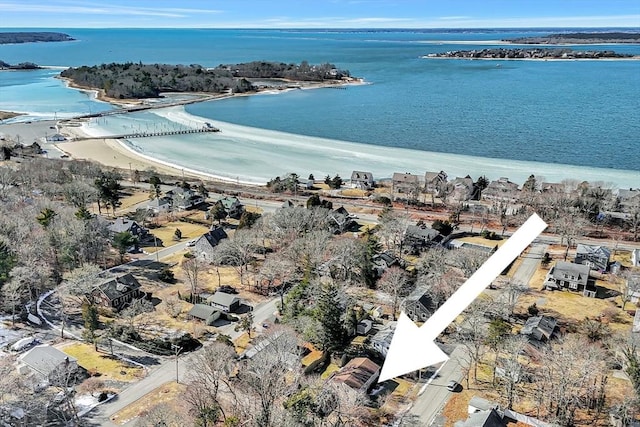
(527, 303), (539, 316)
(158, 268), (175, 283)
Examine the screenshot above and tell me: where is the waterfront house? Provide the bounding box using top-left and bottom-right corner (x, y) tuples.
(217, 196), (244, 218)
(447, 176), (475, 202)
(424, 170), (448, 195)
(207, 291), (240, 313)
(481, 177), (520, 202)
(574, 244), (611, 272)
(391, 172), (421, 199)
(90, 273), (145, 311)
(617, 188), (640, 212)
(350, 171), (374, 190)
(331, 357), (380, 392)
(166, 186), (204, 210)
(192, 226), (228, 262)
(544, 261), (595, 297)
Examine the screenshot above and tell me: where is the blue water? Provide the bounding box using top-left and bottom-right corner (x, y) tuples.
(1, 28), (639, 178)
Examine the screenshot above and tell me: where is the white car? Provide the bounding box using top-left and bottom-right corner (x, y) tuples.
(186, 240), (197, 247)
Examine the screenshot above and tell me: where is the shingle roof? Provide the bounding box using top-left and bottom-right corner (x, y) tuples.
(549, 261), (590, 281)
(218, 196), (240, 210)
(575, 244), (611, 259)
(96, 273), (141, 300)
(19, 345), (77, 376)
(521, 316), (557, 341)
(207, 291), (239, 308)
(392, 172), (420, 184)
(454, 409), (505, 427)
(405, 225), (439, 241)
(351, 171), (373, 181)
(332, 357), (380, 390)
(188, 304), (218, 320)
(108, 217), (139, 234)
(198, 227), (228, 248)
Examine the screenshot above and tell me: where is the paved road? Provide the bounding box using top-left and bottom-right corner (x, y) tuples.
(512, 243), (547, 286)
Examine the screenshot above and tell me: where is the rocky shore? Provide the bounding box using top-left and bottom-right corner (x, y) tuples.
(424, 47), (636, 60)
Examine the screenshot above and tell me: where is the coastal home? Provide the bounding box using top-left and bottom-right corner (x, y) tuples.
(90, 273), (145, 311)
(166, 186), (204, 210)
(447, 176), (475, 202)
(481, 177), (520, 202)
(328, 206), (355, 234)
(391, 172), (421, 200)
(141, 197), (172, 214)
(192, 226), (228, 262)
(617, 188), (640, 212)
(541, 182), (567, 193)
(403, 224), (442, 253)
(17, 344), (78, 388)
(108, 217), (147, 238)
(424, 170), (448, 196)
(187, 304), (221, 325)
(207, 291), (240, 313)
(369, 321), (396, 358)
(350, 171), (374, 190)
(331, 357), (380, 392)
(544, 261), (595, 297)
(217, 196), (244, 218)
(403, 287), (434, 323)
(574, 244), (611, 272)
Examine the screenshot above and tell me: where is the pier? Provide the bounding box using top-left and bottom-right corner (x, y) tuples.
(73, 125), (220, 141)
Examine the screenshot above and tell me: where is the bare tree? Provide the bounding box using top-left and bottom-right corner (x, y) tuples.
(377, 209), (410, 256)
(456, 300), (491, 383)
(119, 298), (154, 332)
(136, 403), (186, 427)
(378, 266), (413, 321)
(259, 253), (298, 310)
(213, 229), (258, 287)
(181, 255), (205, 297)
(324, 237), (367, 286)
(495, 335), (528, 409)
(498, 278), (528, 317)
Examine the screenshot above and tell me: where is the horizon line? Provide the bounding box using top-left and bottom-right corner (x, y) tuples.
(2, 25), (640, 30)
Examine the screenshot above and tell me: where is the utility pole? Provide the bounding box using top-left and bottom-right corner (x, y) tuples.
(171, 344), (183, 383)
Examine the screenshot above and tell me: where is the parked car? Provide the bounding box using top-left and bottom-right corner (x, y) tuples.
(446, 380), (460, 392)
(217, 285), (238, 294)
(186, 240), (197, 247)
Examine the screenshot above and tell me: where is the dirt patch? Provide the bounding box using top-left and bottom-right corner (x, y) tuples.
(110, 381), (187, 425)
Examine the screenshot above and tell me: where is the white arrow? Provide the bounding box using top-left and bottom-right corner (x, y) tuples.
(378, 213), (547, 382)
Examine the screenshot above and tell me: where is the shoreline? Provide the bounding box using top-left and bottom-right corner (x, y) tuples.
(421, 55), (640, 61)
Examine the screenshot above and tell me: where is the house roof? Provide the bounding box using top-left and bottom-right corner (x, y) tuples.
(197, 227), (228, 248)
(404, 286), (433, 310)
(392, 172), (420, 184)
(548, 261), (590, 283)
(351, 171), (373, 181)
(96, 273), (141, 301)
(166, 186), (192, 196)
(357, 319), (373, 329)
(370, 322), (396, 349)
(207, 291), (240, 308)
(145, 197), (171, 208)
(108, 217), (140, 234)
(218, 196), (241, 210)
(332, 357), (380, 390)
(424, 170), (447, 182)
(454, 409), (506, 427)
(19, 345), (77, 376)
(469, 396), (498, 412)
(575, 244), (611, 259)
(521, 316), (557, 341)
(405, 225), (440, 241)
(188, 304), (218, 320)
(373, 252), (400, 268)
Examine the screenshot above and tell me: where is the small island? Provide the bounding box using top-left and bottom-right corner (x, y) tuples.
(424, 47), (636, 60)
(0, 60), (41, 70)
(60, 61), (355, 100)
(0, 31), (75, 44)
(505, 32), (640, 44)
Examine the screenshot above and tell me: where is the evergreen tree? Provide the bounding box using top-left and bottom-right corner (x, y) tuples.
(523, 174), (537, 192)
(148, 174), (162, 199)
(315, 282), (346, 352)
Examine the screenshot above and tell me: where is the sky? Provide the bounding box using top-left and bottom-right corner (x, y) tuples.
(0, 0), (639, 28)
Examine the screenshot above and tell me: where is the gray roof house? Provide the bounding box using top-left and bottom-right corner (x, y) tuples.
(108, 217), (146, 237)
(18, 344), (78, 387)
(192, 226), (228, 262)
(166, 186), (204, 210)
(217, 196), (244, 218)
(454, 409), (506, 427)
(90, 273), (144, 310)
(369, 321), (396, 358)
(403, 287), (434, 323)
(544, 261), (595, 297)
(404, 225), (442, 253)
(448, 176), (475, 202)
(187, 304), (221, 325)
(392, 172), (421, 198)
(574, 244), (611, 272)
(481, 177), (520, 202)
(350, 171), (374, 190)
(521, 316), (557, 343)
(141, 197), (172, 214)
(356, 319), (373, 336)
(372, 252), (403, 277)
(207, 291), (240, 313)
(424, 170), (448, 194)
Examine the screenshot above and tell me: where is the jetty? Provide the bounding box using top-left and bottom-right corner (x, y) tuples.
(73, 125), (219, 141)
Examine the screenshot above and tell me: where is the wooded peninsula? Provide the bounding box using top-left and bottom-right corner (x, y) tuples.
(0, 60), (41, 70)
(60, 61), (353, 99)
(505, 32), (640, 44)
(0, 31), (74, 44)
(425, 47), (636, 60)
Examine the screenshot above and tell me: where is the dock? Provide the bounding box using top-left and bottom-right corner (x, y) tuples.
(73, 125), (219, 141)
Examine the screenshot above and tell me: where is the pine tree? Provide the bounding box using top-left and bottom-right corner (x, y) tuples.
(315, 282), (346, 352)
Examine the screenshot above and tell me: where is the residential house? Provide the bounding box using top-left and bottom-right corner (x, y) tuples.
(447, 176), (475, 202)
(404, 224), (442, 253)
(356, 319), (373, 335)
(468, 396), (499, 414)
(166, 186), (204, 210)
(331, 357), (380, 392)
(207, 291), (240, 313)
(454, 409), (506, 427)
(632, 248), (640, 267)
(17, 344), (78, 388)
(617, 188), (640, 212)
(192, 226), (228, 262)
(350, 171), (374, 190)
(574, 244), (611, 272)
(239, 332), (299, 368)
(45, 133), (66, 142)
(627, 274), (640, 305)
(187, 304), (221, 325)
(369, 321), (396, 358)
(108, 217), (147, 238)
(141, 197), (172, 214)
(391, 172), (421, 200)
(544, 262), (595, 297)
(90, 273), (145, 310)
(218, 196), (244, 218)
(403, 287), (434, 323)
(328, 206), (355, 234)
(481, 177), (520, 202)
(424, 170), (448, 195)
(521, 316), (557, 346)
(372, 252), (403, 277)
(541, 182), (567, 193)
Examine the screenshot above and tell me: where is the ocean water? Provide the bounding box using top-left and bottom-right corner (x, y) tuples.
(0, 28), (639, 185)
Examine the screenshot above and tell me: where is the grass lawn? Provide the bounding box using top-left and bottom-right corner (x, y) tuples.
(340, 188), (367, 197)
(321, 363), (340, 380)
(234, 332), (251, 354)
(457, 235), (506, 249)
(301, 343), (323, 367)
(144, 221), (210, 251)
(61, 343), (144, 382)
(611, 250), (632, 267)
(115, 191), (151, 214)
(110, 382), (187, 425)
